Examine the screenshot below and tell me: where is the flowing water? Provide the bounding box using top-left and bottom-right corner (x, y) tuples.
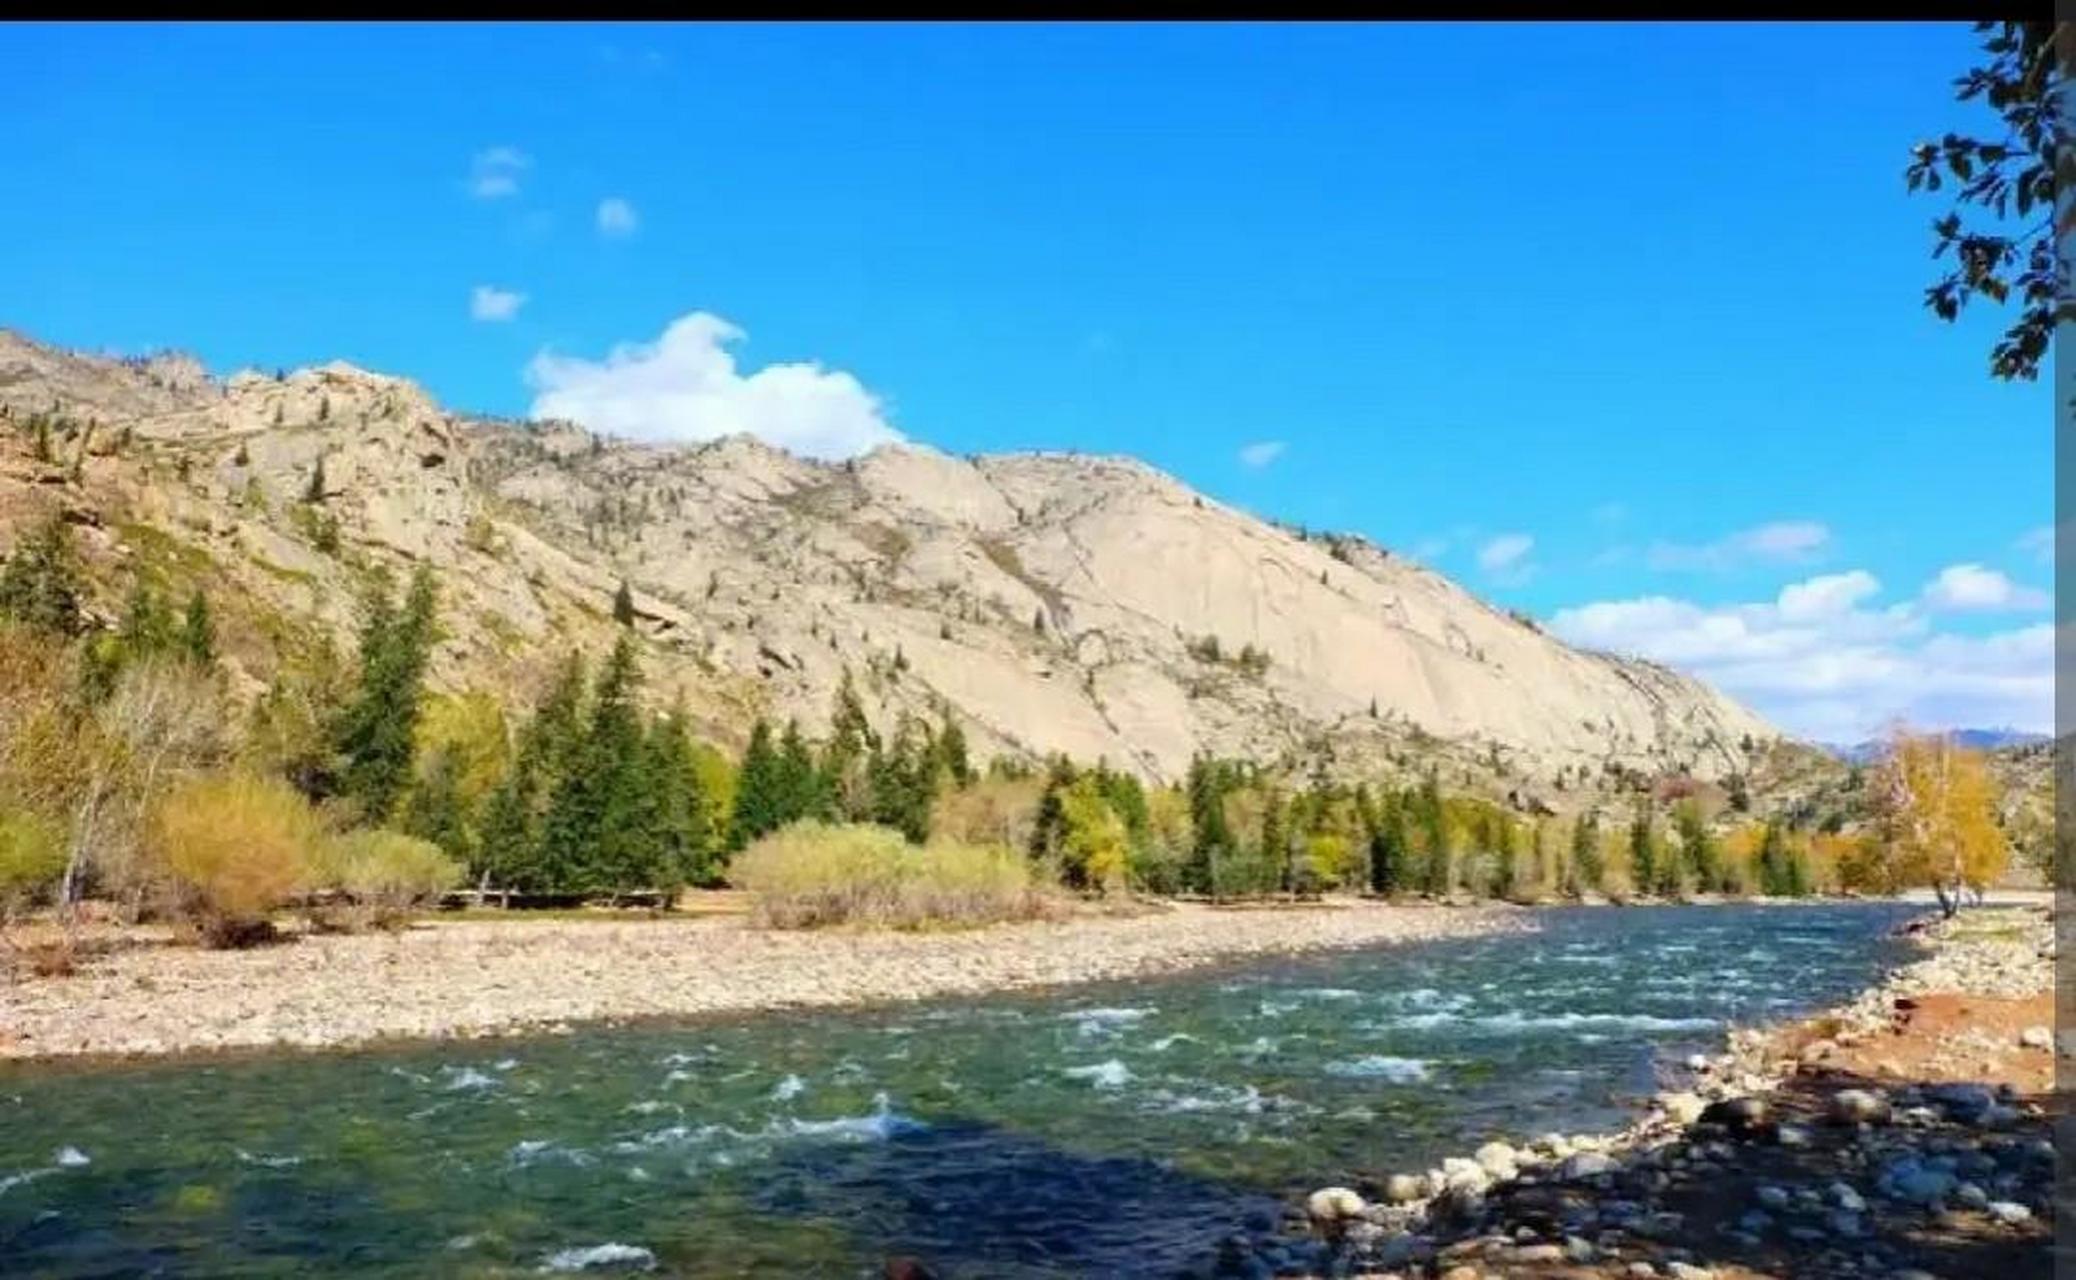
(0, 903), (1918, 1278)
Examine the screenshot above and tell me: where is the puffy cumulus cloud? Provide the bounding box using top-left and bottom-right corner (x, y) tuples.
(1549, 571), (2050, 743)
(1920, 562), (2050, 613)
(596, 197), (639, 238)
(524, 312), (902, 460)
(1645, 520), (1831, 572)
(469, 285), (526, 323)
(1237, 440), (1286, 468)
(468, 146), (530, 199)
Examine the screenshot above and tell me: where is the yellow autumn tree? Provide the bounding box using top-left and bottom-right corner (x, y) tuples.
(1870, 727), (2009, 915)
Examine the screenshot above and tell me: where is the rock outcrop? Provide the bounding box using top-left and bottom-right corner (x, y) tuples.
(0, 327), (1775, 788)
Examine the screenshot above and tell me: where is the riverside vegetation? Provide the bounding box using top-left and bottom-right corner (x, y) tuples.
(0, 506), (2030, 977)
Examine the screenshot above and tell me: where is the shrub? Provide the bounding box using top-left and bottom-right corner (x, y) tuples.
(733, 820), (1059, 930)
(147, 773), (317, 947)
(312, 829), (461, 930)
(0, 807), (66, 914)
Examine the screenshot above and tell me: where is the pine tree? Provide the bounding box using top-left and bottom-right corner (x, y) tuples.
(776, 719), (821, 825)
(820, 669), (876, 820)
(1368, 791), (1408, 895)
(117, 579), (175, 658)
(178, 589), (216, 667)
(647, 702), (714, 892)
(869, 719), (937, 843)
(304, 453), (328, 504)
(1674, 802), (1722, 894)
(612, 579), (636, 627)
(1490, 814), (1518, 899)
(334, 566), (439, 821)
(935, 714), (973, 789)
(729, 719), (787, 851)
(1628, 803), (1659, 896)
(1417, 771), (1451, 896)
(1569, 810), (1602, 896)
(1185, 754), (1233, 897)
(539, 633), (656, 896)
(1756, 819), (1794, 897)
(0, 516), (85, 637)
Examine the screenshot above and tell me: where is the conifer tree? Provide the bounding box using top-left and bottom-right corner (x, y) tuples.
(178, 588), (216, 667)
(612, 579), (636, 627)
(1569, 810), (1603, 896)
(935, 714), (973, 789)
(304, 453), (328, 504)
(117, 579), (175, 658)
(869, 718), (938, 843)
(1030, 755), (1079, 862)
(776, 719), (821, 824)
(334, 566), (439, 821)
(1628, 802), (1660, 896)
(1674, 802), (1722, 894)
(1368, 791), (1408, 895)
(1490, 814), (1518, 899)
(729, 719), (787, 851)
(647, 702), (714, 891)
(1260, 788), (1290, 896)
(0, 515), (85, 637)
(1186, 753), (1234, 897)
(820, 669), (876, 820)
(403, 746), (475, 869)
(539, 633), (655, 896)
(1417, 771), (1451, 896)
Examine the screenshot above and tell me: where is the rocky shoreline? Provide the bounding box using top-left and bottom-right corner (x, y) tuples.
(0, 898), (1530, 1064)
(1235, 903), (2057, 1280)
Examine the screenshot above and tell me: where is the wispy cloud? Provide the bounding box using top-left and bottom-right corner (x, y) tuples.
(467, 146), (531, 200)
(469, 285), (526, 323)
(1920, 562), (2050, 613)
(526, 311), (901, 460)
(596, 197), (639, 238)
(1476, 533), (1537, 585)
(1645, 520), (1831, 572)
(2016, 523), (2060, 564)
(1237, 440), (1286, 469)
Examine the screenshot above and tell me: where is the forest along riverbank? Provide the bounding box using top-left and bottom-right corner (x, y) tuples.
(0, 898), (1529, 1061)
(1256, 902), (2056, 1280)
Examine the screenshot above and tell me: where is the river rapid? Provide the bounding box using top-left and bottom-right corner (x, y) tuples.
(0, 903), (1918, 1278)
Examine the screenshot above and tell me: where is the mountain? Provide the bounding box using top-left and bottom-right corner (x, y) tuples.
(0, 327), (1776, 795)
(1825, 728), (2051, 764)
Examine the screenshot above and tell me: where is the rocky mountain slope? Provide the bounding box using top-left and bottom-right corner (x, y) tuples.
(0, 328), (1776, 794)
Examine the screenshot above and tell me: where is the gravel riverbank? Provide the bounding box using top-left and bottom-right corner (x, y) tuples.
(1243, 902), (2057, 1280)
(0, 898), (1529, 1063)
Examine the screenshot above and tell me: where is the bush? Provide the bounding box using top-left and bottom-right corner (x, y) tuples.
(733, 820), (1060, 930)
(147, 773), (317, 947)
(311, 829), (461, 929)
(0, 807), (66, 914)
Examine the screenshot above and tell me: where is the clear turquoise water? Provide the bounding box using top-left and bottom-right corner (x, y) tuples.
(0, 903), (1917, 1278)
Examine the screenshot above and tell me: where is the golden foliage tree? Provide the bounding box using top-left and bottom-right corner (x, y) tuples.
(1871, 728), (2009, 914)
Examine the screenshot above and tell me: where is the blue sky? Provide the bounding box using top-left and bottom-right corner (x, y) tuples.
(0, 22), (2052, 741)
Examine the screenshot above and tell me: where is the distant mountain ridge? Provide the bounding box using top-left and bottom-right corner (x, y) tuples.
(1823, 728), (2050, 764)
(0, 326), (1777, 797)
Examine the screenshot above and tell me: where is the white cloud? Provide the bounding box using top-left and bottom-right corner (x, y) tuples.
(1549, 570), (2050, 743)
(2016, 523), (2060, 564)
(596, 197), (639, 238)
(467, 146), (530, 200)
(1920, 562), (2050, 612)
(1645, 520), (1831, 572)
(1237, 440), (1286, 468)
(469, 285), (526, 323)
(1477, 533), (1534, 572)
(525, 311), (901, 460)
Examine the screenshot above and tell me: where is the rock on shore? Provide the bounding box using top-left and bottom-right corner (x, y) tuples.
(0, 898), (1529, 1062)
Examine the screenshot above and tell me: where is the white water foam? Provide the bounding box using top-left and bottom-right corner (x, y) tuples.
(1325, 1055), (1432, 1083)
(770, 1074), (807, 1102)
(236, 1149), (302, 1169)
(1063, 1059), (1133, 1089)
(1149, 1033), (1197, 1051)
(779, 1092), (920, 1142)
(1062, 1007), (1154, 1037)
(52, 1146), (89, 1168)
(442, 1067), (501, 1092)
(539, 1242), (657, 1272)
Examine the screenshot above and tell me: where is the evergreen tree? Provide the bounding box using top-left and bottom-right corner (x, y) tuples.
(1628, 803), (1660, 896)
(333, 566), (439, 821)
(1756, 819), (1795, 897)
(178, 588), (216, 667)
(1185, 753), (1234, 897)
(304, 453), (328, 504)
(117, 579), (175, 658)
(1261, 788), (1290, 895)
(647, 703), (715, 891)
(869, 718), (938, 843)
(0, 516), (85, 637)
(935, 714), (973, 788)
(1569, 810), (1603, 896)
(1029, 755), (1078, 862)
(1674, 802), (1722, 894)
(776, 719), (821, 825)
(1417, 771), (1451, 896)
(820, 669), (877, 820)
(1490, 814), (1518, 900)
(538, 633), (656, 896)
(729, 719), (787, 851)
(1368, 791), (1408, 895)
(612, 579), (636, 627)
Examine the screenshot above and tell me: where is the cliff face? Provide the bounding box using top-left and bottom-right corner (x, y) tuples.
(0, 328), (1775, 793)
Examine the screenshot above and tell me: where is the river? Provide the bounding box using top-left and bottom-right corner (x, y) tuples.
(0, 902), (1919, 1277)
